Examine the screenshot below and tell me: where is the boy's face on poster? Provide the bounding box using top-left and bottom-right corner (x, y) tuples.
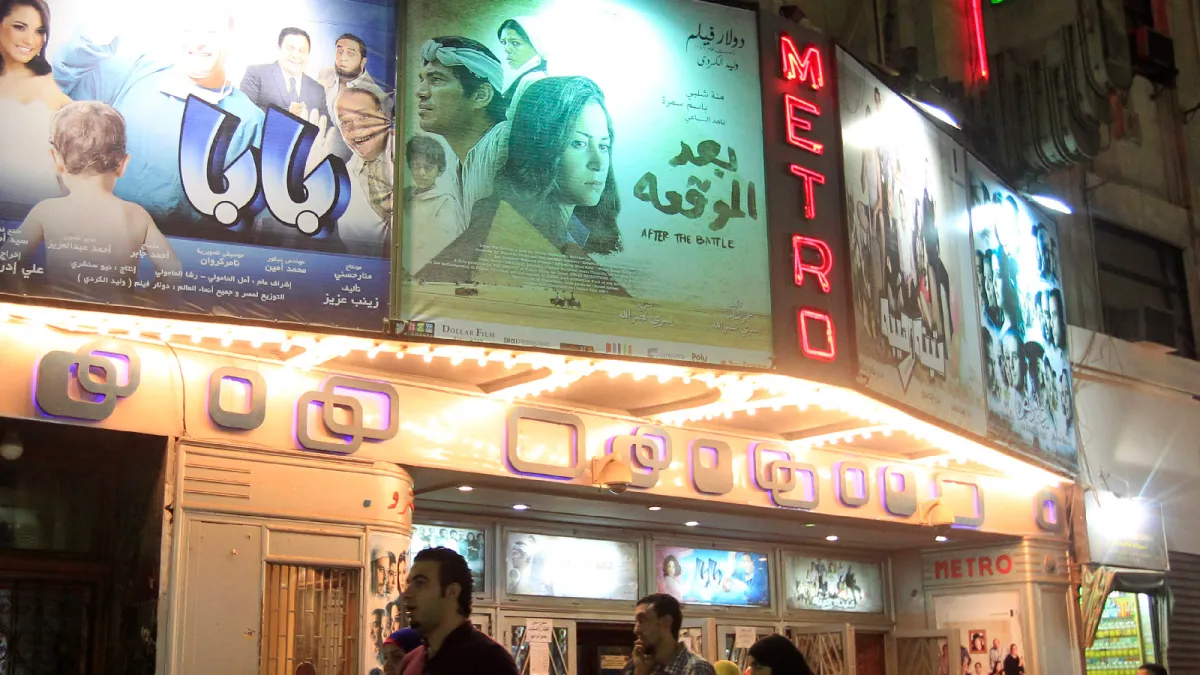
(279, 33), (311, 78)
(337, 90), (389, 160)
(0, 4), (45, 67)
(334, 38), (365, 78)
(556, 100), (610, 208)
(500, 27), (536, 69)
(179, 18), (230, 84)
(416, 60), (477, 136)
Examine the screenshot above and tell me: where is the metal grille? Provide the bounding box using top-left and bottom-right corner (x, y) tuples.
(0, 581), (91, 675)
(1168, 551), (1200, 674)
(261, 564), (359, 675)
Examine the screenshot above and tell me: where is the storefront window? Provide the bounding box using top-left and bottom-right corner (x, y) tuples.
(261, 564), (360, 675)
(1084, 591), (1159, 675)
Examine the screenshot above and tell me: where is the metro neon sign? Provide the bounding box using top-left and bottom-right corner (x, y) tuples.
(780, 34), (836, 362)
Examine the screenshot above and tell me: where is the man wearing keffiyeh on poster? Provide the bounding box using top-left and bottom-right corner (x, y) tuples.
(414, 37), (509, 223)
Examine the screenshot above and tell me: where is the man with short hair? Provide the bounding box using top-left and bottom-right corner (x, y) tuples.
(416, 36), (509, 221)
(628, 593), (716, 675)
(331, 87), (394, 254)
(1138, 664), (1168, 675)
(319, 33), (391, 160)
(241, 27), (327, 120)
(988, 638), (1001, 674)
(400, 547), (518, 675)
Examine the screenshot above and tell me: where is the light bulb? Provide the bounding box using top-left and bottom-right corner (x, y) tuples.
(0, 430), (23, 461)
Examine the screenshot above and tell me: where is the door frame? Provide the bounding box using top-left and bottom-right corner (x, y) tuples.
(786, 622), (856, 675)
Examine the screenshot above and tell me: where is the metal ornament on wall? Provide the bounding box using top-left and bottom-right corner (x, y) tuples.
(35, 340), (142, 421)
(208, 367), (267, 430)
(295, 376), (400, 454)
(504, 407), (587, 480)
(751, 442), (820, 510)
(690, 438), (734, 495)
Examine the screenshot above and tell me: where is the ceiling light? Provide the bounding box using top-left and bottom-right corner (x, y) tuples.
(457, 485), (474, 492)
(0, 430), (23, 461)
(1028, 194), (1074, 215)
(804, 523), (815, 528)
(825, 535), (839, 542)
(512, 504), (529, 511)
(936, 535), (949, 542)
(684, 521), (699, 527)
(648, 506), (662, 511)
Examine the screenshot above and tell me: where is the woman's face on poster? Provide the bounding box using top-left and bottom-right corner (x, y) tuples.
(0, 3), (44, 67)
(555, 100), (610, 208)
(500, 27), (537, 70)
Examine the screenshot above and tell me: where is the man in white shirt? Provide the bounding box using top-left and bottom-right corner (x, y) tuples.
(332, 87), (393, 256)
(416, 37), (509, 223)
(319, 33), (392, 161)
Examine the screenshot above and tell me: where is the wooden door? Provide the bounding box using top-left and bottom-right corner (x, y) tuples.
(854, 632), (885, 675)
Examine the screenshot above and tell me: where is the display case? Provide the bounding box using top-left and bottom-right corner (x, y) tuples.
(1084, 591), (1158, 675)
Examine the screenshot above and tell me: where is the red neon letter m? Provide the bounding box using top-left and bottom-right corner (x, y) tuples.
(780, 35), (825, 90)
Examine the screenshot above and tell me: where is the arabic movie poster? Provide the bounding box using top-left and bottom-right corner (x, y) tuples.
(409, 523), (487, 590)
(0, 0), (395, 328)
(838, 55), (987, 434)
(367, 531), (411, 674)
(398, 0), (772, 366)
(505, 531), (640, 601)
(655, 545), (770, 607)
(784, 554), (885, 614)
(968, 160), (1077, 471)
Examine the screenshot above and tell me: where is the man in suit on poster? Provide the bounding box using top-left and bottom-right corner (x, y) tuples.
(241, 27), (327, 121)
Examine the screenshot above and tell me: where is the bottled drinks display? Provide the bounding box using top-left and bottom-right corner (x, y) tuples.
(1084, 592), (1152, 675)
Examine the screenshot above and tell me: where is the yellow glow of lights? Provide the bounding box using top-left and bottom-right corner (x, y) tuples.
(0, 301), (1070, 487)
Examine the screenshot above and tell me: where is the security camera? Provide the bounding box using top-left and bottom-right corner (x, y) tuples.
(592, 455), (635, 495)
(918, 500), (955, 527)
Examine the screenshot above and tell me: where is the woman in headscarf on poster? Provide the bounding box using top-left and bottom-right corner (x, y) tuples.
(0, 0), (69, 214)
(496, 17), (548, 119)
(426, 76), (627, 296)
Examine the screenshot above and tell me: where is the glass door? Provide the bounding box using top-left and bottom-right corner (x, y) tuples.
(785, 623), (854, 675)
(502, 616), (577, 675)
(680, 618), (715, 663)
(716, 623), (780, 670)
(472, 609), (496, 639)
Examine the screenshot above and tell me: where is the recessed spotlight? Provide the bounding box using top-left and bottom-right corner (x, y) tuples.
(684, 521), (699, 527)
(758, 557), (768, 562)
(648, 506), (662, 511)
(512, 504), (529, 511)
(457, 485), (474, 492)
(825, 535), (839, 542)
(936, 535), (949, 542)
(804, 523), (815, 528)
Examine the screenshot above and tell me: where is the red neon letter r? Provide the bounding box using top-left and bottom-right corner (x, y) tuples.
(792, 235), (833, 293)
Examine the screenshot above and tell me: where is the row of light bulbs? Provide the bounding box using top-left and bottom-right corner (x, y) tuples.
(0, 302), (1065, 486)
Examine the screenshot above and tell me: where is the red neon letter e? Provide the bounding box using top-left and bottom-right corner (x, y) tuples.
(788, 165), (826, 220)
(797, 308), (836, 361)
(785, 94), (823, 155)
(780, 35), (825, 90)
(792, 235), (833, 293)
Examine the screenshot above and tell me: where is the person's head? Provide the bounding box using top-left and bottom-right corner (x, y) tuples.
(662, 555), (680, 579)
(739, 552), (756, 576)
(633, 594), (682, 654)
(975, 662), (983, 674)
(381, 605), (394, 634)
(1009, 644), (1018, 656)
(49, 101), (129, 181)
(381, 628), (423, 675)
(336, 87), (390, 161)
(714, 661), (741, 675)
(497, 19), (538, 70)
(1000, 331), (1021, 388)
(1138, 664), (1168, 675)
(1059, 367), (1071, 413)
(373, 551), (390, 593)
(987, 250), (1003, 306)
(388, 601), (403, 627)
(509, 537), (534, 567)
(500, 75), (621, 254)
(276, 27), (311, 78)
(417, 37), (505, 136)
(747, 634), (815, 675)
(0, 0), (50, 75)
(992, 639), (999, 649)
(370, 608), (385, 645)
(404, 547), (473, 634)
(1048, 289), (1064, 346)
(384, 552), (398, 594)
(335, 33), (367, 80)
(396, 552), (409, 592)
(873, 87), (882, 107)
(178, 9), (235, 87)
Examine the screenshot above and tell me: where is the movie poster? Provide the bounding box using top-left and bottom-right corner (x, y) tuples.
(838, 56), (987, 434)
(409, 523), (487, 590)
(366, 532), (410, 675)
(968, 160), (1077, 470)
(655, 545), (770, 607)
(784, 554), (885, 614)
(0, 0), (395, 329)
(934, 592), (1027, 675)
(505, 532), (639, 601)
(398, 0), (772, 366)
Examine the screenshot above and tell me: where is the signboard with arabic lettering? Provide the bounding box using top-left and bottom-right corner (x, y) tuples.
(397, 0), (772, 366)
(839, 53), (988, 435)
(0, 0), (394, 329)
